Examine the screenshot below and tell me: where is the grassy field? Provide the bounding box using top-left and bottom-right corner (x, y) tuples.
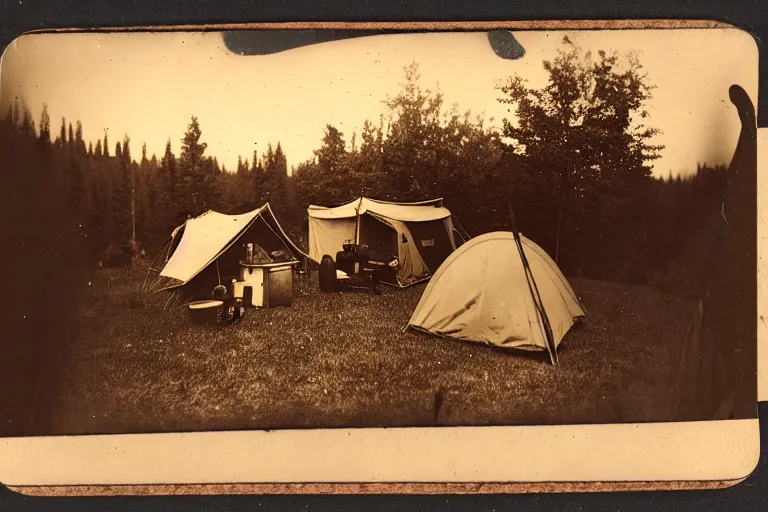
(46, 264), (698, 435)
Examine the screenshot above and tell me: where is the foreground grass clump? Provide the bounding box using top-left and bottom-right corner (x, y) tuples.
(48, 265), (697, 434)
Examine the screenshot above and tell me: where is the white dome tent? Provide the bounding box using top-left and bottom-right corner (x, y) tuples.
(406, 230), (586, 365)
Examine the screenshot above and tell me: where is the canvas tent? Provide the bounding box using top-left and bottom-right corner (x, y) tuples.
(153, 203), (309, 301)
(307, 197), (461, 287)
(406, 231), (585, 364)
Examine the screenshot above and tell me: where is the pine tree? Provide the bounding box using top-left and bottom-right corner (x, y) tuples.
(178, 116), (210, 217)
(38, 103), (51, 144)
(261, 142), (289, 215)
(75, 121), (86, 154)
(68, 123), (87, 213)
(135, 143), (153, 254)
(19, 105), (33, 137)
(160, 139), (179, 226)
(8, 98), (19, 125)
(58, 117), (66, 147)
(107, 136), (134, 256)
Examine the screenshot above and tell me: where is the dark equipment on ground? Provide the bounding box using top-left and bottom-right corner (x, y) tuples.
(187, 280), (245, 325)
(319, 255), (341, 293)
(320, 243), (398, 295)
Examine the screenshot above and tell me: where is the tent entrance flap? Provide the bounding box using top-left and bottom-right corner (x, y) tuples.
(359, 214), (399, 256)
(404, 220), (456, 274)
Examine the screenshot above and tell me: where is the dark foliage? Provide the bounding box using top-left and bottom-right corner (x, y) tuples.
(0, 40), (739, 436)
(1, 39), (730, 293)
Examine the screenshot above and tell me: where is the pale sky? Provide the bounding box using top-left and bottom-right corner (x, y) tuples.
(0, 28), (758, 177)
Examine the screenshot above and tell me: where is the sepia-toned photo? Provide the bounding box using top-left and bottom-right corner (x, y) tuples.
(0, 27), (757, 440)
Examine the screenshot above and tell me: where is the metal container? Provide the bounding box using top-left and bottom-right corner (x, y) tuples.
(265, 266), (294, 307)
(187, 300), (224, 324)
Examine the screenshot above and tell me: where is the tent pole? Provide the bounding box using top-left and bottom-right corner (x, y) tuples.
(162, 289), (177, 312)
(264, 202), (312, 261)
(508, 203), (558, 365)
(354, 196), (363, 245)
(452, 215), (472, 243)
(142, 240), (170, 293)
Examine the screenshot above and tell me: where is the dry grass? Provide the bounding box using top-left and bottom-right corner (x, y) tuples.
(47, 265), (698, 435)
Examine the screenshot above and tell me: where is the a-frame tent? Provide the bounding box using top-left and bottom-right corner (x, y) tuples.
(151, 203), (309, 302)
(406, 230), (585, 364)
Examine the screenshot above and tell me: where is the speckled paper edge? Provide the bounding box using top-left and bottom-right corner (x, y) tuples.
(7, 478), (747, 497)
(22, 19), (734, 35)
(1, 18), (759, 497)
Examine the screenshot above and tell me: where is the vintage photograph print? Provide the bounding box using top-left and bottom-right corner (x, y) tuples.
(0, 26), (758, 445)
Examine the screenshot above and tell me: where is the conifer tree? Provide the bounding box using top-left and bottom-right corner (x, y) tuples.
(19, 105), (33, 137)
(59, 117), (66, 147)
(8, 98), (19, 125)
(160, 139), (179, 225)
(75, 121), (86, 154)
(107, 136), (134, 255)
(38, 103), (51, 144)
(251, 149), (261, 172)
(178, 116), (210, 216)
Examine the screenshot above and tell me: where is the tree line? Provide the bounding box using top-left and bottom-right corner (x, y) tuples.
(1, 37), (731, 296)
